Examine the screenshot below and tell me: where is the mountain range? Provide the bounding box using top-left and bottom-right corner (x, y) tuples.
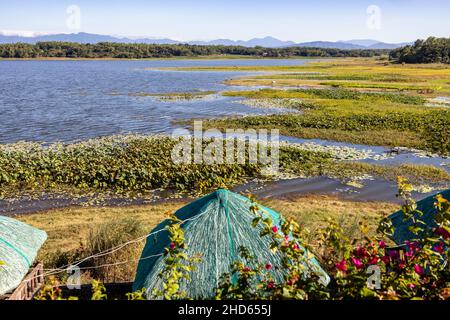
(0, 32), (410, 49)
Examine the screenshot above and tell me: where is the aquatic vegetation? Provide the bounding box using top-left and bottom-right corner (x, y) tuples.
(0, 135), (330, 197)
(204, 107), (450, 155)
(236, 98), (315, 111)
(223, 88), (427, 105)
(129, 91), (216, 101)
(1, 134), (448, 199)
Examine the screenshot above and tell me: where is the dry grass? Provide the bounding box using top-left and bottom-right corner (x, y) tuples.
(17, 195), (399, 262)
(17, 201), (186, 259)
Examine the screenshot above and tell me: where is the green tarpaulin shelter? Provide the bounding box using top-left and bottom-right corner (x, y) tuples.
(0, 216), (47, 296)
(133, 189), (329, 299)
(388, 188), (450, 244)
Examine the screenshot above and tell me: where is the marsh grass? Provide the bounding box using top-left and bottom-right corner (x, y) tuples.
(179, 57), (450, 96)
(213, 87), (450, 155)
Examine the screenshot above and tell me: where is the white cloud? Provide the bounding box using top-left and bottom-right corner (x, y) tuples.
(0, 30), (54, 37)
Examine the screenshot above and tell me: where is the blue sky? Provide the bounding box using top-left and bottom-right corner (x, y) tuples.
(0, 0), (449, 42)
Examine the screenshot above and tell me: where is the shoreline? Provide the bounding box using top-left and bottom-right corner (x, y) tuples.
(1, 175), (444, 217)
(0, 55), (323, 61)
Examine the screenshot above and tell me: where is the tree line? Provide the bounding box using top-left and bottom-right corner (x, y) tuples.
(0, 42), (389, 59)
(389, 37), (450, 64)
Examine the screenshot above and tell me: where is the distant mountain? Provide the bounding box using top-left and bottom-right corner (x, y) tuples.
(367, 42), (411, 49)
(0, 32), (409, 49)
(339, 39), (381, 47)
(290, 41), (365, 49)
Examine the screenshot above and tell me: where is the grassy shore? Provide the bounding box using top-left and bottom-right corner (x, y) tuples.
(17, 194), (399, 282)
(160, 58), (450, 154)
(169, 58), (450, 96)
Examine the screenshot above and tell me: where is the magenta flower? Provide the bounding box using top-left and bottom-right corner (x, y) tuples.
(388, 250), (399, 260)
(351, 257), (364, 270)
(414, 264), (424, 276)
(368, 256), (379, 265)
(271, 226), (278, 233)
(435, 227), (450, 239)
(381, 255), (390, 264)
(378, 240), (386, 249)
(243, 267), (251, 272)
(169, 242), (176, 249)
(265, 263), (272, 270)
(354, 246), (369, 258)
(407, 283), (415, 289)
(335, 259), (347, 272)
(433, 242), (445, 254)
(292, 243), (300, 251)
(267, 281), (275, 289)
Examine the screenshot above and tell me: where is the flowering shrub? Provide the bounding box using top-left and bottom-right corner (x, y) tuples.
(152, 214), (201, 300)
(216, 177), (449, 300)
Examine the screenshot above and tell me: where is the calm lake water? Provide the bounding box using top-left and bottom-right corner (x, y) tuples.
(0, 58), (310, 143)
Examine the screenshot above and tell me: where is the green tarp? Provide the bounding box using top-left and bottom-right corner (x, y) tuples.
(133, 189), (329, 299)
(0, 216), (47, 295)
(388, 188), (450, 244)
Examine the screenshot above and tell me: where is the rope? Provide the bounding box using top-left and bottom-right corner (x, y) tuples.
(17, 211), (207, 284)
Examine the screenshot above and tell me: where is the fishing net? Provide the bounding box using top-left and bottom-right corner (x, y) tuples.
(133, 189), (329, 299)
(388, 188), (450, 244)
(0, 216), (47, 295)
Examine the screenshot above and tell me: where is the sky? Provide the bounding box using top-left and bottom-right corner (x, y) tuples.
(0, 0), (449, 42)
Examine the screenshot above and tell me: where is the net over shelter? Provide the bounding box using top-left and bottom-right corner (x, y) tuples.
(133, 189), (329, 299)
(0, 216), (47, 295)
(387, 188), (450, 244)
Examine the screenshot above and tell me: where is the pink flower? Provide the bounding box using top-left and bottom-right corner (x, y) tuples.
(407, 241), (420, 253)
(354, 246), (369, 258)
(433, 242), (445, 254)
(283, 235), (289, 246)
(267, 281), (275, 289)
(265, 263), (273, 270)
(388, 250), (399, 260)
(435, 227), (450, 239)
(378, 241), (386, 249)
(292, 244), (300, 251)
(414, 264), (424, 276)
(336, 259), (347, 272)
(368, 256), (379, 265)
(169, 242), (176, 249)
(351, 257), (364, 270)
(407, 283), (415, 289)
(271, 226), (278, 233)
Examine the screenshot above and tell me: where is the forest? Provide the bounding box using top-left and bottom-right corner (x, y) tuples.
(389, 37), (450, 64)
(0, 41), (389, 59)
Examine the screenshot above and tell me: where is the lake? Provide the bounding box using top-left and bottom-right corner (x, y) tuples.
(0, 58), (309, 143)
